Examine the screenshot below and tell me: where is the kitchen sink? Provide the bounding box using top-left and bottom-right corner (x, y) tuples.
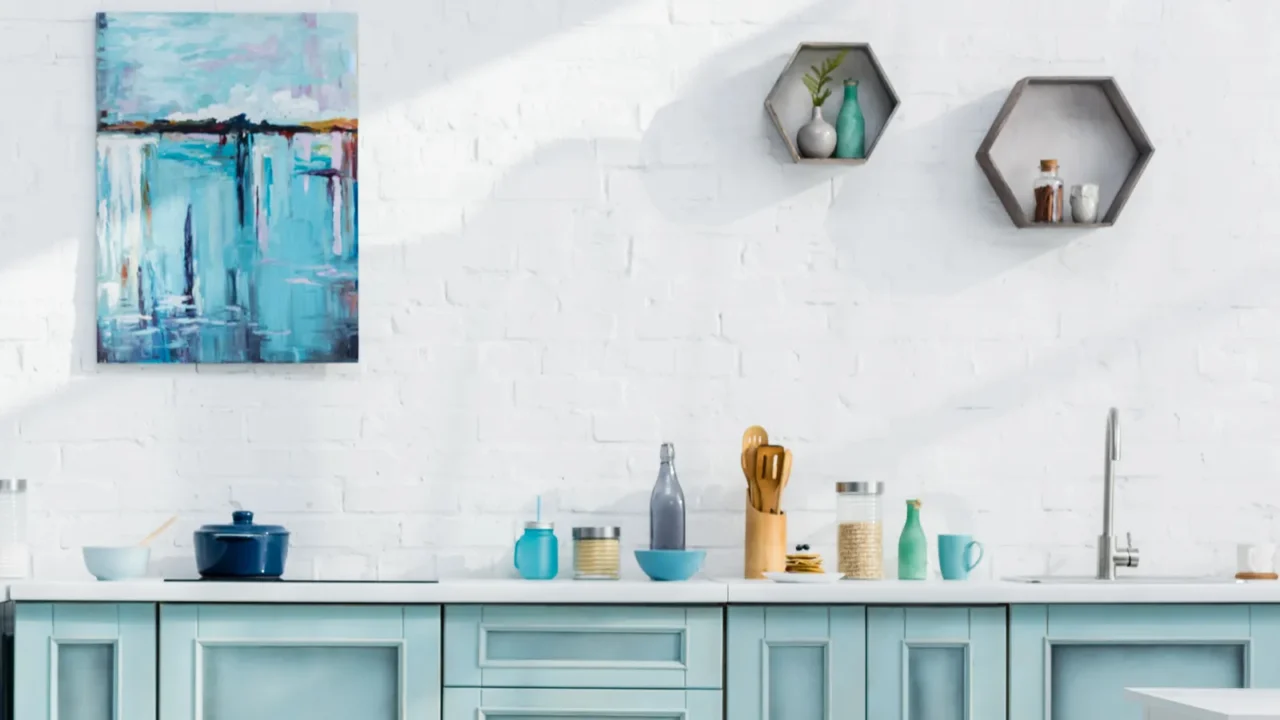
(1006, 575), (1239, 584)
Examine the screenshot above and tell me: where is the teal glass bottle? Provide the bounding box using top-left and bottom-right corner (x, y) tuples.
(834, 80), (866, 159)
(898, 499), (927, 580)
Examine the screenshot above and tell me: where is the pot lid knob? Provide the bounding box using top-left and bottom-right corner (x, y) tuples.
(232, 510), (254, 525)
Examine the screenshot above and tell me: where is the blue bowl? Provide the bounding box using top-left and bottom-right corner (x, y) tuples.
(635, 549), (706, 582)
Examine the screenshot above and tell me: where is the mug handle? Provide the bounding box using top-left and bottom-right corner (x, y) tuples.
(513, 534), (525, 570)
(965, 541), (985, 571)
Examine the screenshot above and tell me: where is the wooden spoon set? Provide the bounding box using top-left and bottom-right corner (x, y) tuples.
(741, 425), (791, 578)
(741, 425), (791, 514)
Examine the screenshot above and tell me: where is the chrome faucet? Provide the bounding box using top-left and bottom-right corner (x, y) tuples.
(1097, 407), (1139, 579)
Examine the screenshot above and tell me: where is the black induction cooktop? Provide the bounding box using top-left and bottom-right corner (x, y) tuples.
(165, 578), (438, 583)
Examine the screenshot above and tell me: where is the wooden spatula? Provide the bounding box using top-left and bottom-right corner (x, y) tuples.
(741, 426), (768, 511)
(755, 445), (785, 514)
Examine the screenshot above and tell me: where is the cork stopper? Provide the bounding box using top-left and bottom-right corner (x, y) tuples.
(1040, 159), (1059, 172)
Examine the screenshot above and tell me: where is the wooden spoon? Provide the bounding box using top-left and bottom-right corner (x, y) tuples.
(138, 515), (178, 547)
(741, 426), (768, 511)
(755, 445), (785, 514)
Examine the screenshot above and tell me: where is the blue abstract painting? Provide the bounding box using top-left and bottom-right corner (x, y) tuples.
(95, 13), (358, 363)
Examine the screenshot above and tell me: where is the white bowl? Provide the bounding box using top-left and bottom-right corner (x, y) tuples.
(82, 546), (150, 581)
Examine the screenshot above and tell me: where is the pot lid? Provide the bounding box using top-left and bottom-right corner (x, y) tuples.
(197, 510), (289, 535)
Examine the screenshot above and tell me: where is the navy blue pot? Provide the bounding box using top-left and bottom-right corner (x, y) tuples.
(194, 511), (290, 579)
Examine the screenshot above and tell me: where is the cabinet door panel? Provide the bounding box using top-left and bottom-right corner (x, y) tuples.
(159, 604), (440, 720)
(443, 687), (721, 720)
(1008, 604), (1280, 720)
(727, 606), (865, 720)
(867, 606), (1006, 720)
(14, 603), (156, 720)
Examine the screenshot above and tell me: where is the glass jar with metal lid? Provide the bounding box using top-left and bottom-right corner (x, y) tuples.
(0, 479), (29, 578)
(573, 526), (621, 580)
(837, 482), (883, 580)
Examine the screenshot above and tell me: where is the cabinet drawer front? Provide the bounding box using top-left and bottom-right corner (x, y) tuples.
(444, 687), (722, 720)
(160, 604), (441, 720)
(445, 606), (723, 689)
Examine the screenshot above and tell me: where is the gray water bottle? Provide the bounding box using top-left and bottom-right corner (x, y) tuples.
(649, 442), (686, 550)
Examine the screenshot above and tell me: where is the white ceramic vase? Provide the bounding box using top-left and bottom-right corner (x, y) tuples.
(1071, 183), (1100, 223)
(796, 106), (836, 159)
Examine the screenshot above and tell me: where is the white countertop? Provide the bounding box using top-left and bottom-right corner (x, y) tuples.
(10, 577), (1280, 604)
(1127, 688), (1280, 719)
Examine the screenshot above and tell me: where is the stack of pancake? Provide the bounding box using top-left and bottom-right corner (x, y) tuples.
(785, 544), (824, 574)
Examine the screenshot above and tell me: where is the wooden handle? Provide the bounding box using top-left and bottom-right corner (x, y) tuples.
(138, 515), (178, 547)
(744, 499), (786, 579)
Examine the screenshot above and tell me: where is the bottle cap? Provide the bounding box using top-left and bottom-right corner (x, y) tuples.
(1040, 159), (1059, 171)
(660, 442), (675, 462)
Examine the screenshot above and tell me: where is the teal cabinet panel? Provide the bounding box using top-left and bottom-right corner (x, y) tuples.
(443, 687), (722, 720)
(14, 603), (156, 720)
(444, 605), (723, 689)
(867, 606), (1006, 720)
(1008, 604), (1280, 720)
(159, 604), (440, 720)
(726, 606), (866, 720)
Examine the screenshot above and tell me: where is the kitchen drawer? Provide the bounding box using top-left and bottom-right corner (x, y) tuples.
(444, 687), (722, 720)
(444, 605), (723, 689)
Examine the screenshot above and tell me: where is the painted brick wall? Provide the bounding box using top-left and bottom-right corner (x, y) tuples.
(0, 0), (1271, 580)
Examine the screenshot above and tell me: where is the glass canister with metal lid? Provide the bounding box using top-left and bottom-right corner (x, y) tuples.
(573, 526), (621, 580)
(837, 482), (883, 580)
(0, 479), (29, 578)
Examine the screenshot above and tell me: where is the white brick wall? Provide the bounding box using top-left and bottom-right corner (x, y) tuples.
(0, 0), (1273, 581)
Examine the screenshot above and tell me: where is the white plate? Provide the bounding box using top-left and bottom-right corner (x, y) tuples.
(764, 572), (845, 584)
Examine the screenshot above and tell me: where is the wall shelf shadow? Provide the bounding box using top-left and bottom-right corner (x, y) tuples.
(976, 76), (1155, 228)
(764, 42), (900, 164)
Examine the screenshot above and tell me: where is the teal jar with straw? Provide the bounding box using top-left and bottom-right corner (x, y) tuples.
(514, 497), (558, 580)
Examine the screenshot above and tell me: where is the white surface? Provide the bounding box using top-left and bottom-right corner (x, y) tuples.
(16, 578), (1280, 604)
(763, 572), (845, 584)
(0, 0), (1277, 585)
(6, 579), (730, 604)
(1127, 688), (1280, 720)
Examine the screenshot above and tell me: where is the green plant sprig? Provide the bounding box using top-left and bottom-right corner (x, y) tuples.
(801, 50), (848, 107)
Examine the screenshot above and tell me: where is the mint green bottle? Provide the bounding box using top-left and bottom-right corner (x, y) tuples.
(898, 499), (927, 580)
(834, 80), (866, 159)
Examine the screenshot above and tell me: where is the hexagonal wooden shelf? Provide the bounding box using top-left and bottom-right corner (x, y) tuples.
(764, 42), (900, 165)
(976, 76), (1155, 228)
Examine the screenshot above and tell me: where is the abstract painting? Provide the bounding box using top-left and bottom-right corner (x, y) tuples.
(95, 13), (358, 363)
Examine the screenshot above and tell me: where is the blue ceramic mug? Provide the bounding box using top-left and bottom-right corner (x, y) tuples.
(514, 522), (558, 580)
(938, 534), (984, 580)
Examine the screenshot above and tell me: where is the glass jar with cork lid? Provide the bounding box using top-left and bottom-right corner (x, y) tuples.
(1033, 159), (1065, 223)
(836, 482), (883, 580)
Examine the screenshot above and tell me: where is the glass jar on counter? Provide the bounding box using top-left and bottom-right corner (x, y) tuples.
(837, 482), (883, 580)
(573, 526), (620, 580)
(0, 479), (29, 578)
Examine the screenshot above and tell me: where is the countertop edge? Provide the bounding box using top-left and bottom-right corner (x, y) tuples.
(9, 578), (1280, 604)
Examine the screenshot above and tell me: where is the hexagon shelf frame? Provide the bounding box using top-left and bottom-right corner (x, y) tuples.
(976, 76), (1155, 228)
(764, 42), (901, 165)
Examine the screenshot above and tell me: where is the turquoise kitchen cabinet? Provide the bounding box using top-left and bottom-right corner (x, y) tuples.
(727, 606), (866, 720)
(14, 603), (156, 720)
(159, 604), (440, 720)
(445, 605), (723, 689)
(443, 687), (723, 720)
(867, 606), (1006, 720)
(1010, 604), (1280, 720)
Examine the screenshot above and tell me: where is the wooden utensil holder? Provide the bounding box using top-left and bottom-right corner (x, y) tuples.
(745, 496), (786, 579)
